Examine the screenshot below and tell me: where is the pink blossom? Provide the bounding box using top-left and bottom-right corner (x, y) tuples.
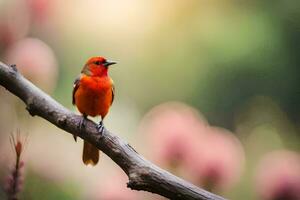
(26, 0), (54, 23)
(185, 126), (245, 191)
(140, 102), (244, 191)
(5, 38), (58, 92)
(0, 2), (30, 48)
(140, 102), (208, 168)
(255, 150), (300, 200)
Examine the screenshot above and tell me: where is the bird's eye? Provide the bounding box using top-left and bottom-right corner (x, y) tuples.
(94, 61), (101, 65)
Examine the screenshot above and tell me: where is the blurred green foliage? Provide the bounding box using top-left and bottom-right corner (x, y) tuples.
(50, 1), (300, 131)
(22, 171), (80, 200)
(0, 0), (299, 199)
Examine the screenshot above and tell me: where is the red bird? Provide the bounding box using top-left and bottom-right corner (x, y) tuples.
(72, 56), (116, 166)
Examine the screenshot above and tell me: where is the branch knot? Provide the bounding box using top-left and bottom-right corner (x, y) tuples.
(10, 64), (18, 72)
(26, 97), (37, 116)
(57, 115), (67, 126)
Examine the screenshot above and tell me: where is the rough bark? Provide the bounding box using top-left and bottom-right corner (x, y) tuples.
(0, 62), (226, 200)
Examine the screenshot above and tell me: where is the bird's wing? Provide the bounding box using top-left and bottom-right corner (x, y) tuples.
(111, 83), (115, 105)
(72, 76), (80, 105)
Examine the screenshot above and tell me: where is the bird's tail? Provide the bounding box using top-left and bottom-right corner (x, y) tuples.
(82, 140), (99, 166)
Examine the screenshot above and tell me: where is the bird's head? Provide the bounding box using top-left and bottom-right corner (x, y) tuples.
(82, 56), (116, 77)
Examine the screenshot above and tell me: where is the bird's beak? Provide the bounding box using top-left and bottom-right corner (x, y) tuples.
(104, 60), (117, 67)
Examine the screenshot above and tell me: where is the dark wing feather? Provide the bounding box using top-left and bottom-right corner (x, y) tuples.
(72, 77), (80, 105)
(111, 84), (115, 105)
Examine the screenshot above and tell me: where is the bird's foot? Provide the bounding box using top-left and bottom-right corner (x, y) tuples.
(79, 117), (86, 130)
(96, 120), (105, 135)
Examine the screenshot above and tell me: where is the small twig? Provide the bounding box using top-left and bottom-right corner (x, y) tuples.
(0, 62), (225, 200)
(5, 131), (26, 200)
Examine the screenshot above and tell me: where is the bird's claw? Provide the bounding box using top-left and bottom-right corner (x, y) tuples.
(79, 118), (85, 130)
(96, 121), (105, 135)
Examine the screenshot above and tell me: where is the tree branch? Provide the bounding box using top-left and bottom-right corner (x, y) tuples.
(0, 62), (226, 200)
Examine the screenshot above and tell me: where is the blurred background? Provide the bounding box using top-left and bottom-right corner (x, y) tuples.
(0, 0), (300, 199)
